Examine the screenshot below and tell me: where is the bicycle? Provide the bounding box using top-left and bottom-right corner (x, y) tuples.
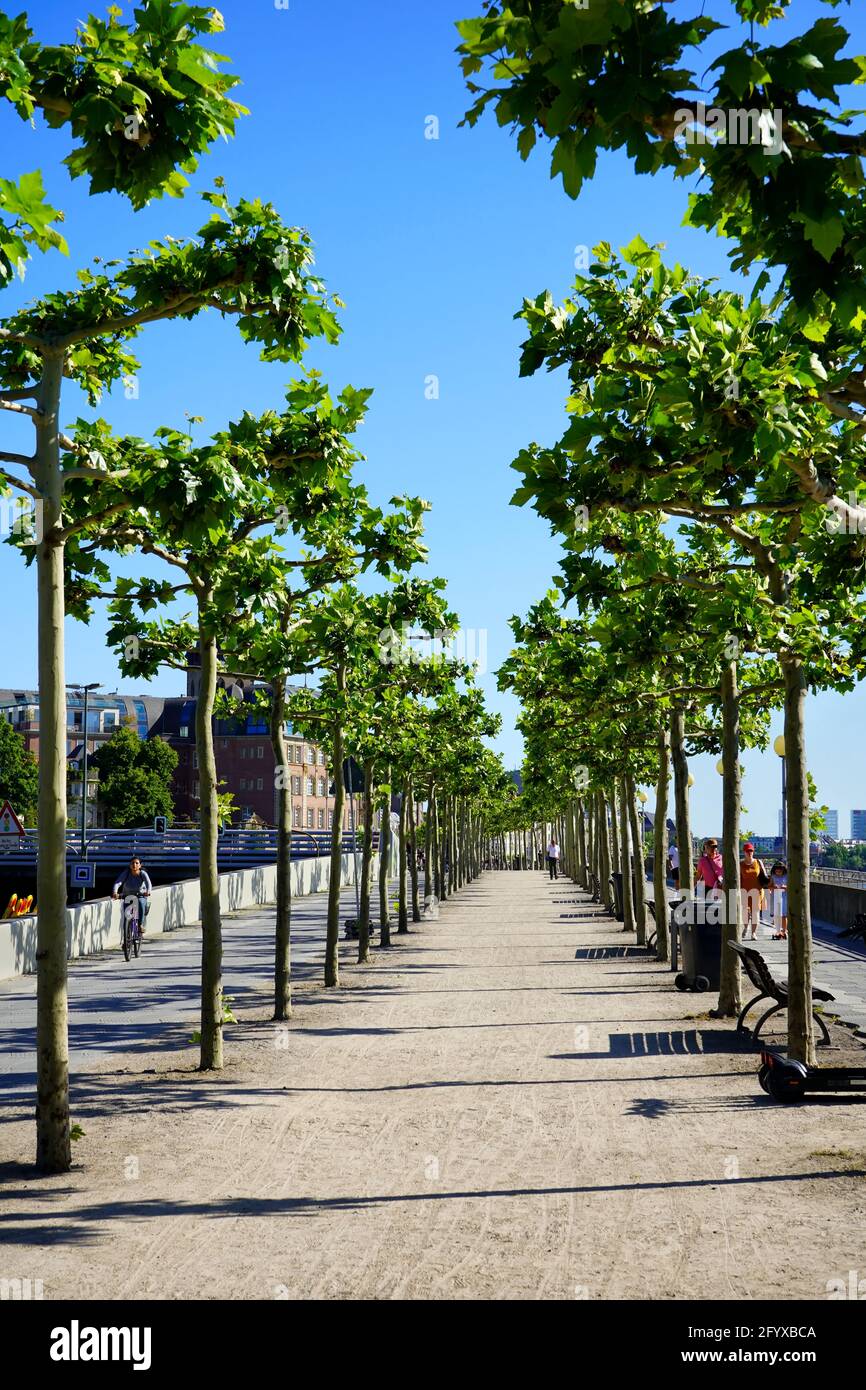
(121, 893), (143, 960)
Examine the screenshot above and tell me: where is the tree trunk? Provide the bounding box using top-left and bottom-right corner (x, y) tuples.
(34, 350), (71, 1172)
(324, 665), (346, 987)
(408, 775), (421, 921)
(270, 677), (292, 1021)
(397, 783), (409, 933)
(424, 785), (434, 901)
(196, 608), (223, 1069)
(783, 655), (815, 1065)
(653, 727), (671, 963)
(671, 705), (693, 896)
(357, 759), (375, 963)
(716, 661), (743, 1017)
(619, 775), (635, 933)
(626, 771), (647, 946)
(378, 770), (392, 947)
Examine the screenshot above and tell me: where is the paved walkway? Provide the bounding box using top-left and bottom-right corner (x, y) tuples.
(1, 872), (865, 1300)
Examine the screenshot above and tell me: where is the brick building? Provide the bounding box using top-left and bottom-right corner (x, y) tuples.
(150, 661), (353, 831)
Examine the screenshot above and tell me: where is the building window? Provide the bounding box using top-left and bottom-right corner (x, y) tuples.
(102, 710), (117, 732)
(328, 810), (334, 829)
(221, 738), (228, 749)
(257, 778), (263, 791)
(193, 780), (200, 799)
(318, 809), (325, 829)
(293, 807), (301, 828)
(319, 750), (326, 765)
(307, 809), (314, 828)
(305, 776), (313, 796)
(73, 710), (83, 729)
(317, 777), (326, 797)
(257, 745), (264, 759)
(294, 745), (302, 763)
(291, 775), (301, 795)
(180, 726), (189, 738)
(240, 746), (247, 759)
(192, 750), (198, 768)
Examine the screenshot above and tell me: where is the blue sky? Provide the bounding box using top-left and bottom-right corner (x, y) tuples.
(1, 0), (864, 835)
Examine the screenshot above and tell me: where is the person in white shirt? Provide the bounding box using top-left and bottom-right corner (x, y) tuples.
(667, 843), (680, 887)
(546, 838), (561, 880)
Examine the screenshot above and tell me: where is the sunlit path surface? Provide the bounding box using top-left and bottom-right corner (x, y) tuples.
(1, 872), (865, 1301)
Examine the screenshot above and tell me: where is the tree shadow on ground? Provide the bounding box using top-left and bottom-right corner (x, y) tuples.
(3, 1166), (863, 1249)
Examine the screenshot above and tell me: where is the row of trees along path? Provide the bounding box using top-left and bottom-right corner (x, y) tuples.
(459, 0), (866, 1066)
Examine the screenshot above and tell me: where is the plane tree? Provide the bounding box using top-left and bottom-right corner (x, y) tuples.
(508, 241), (866, 1060)
(457, 0), (866, 328)
(1, 186), (339, 1169)
(0, 1), (245, 286)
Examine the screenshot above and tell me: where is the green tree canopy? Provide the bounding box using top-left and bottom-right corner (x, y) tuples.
(90, 724), (176, 827)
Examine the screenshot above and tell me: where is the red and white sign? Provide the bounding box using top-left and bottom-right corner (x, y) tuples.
(0, 801), (25, 837)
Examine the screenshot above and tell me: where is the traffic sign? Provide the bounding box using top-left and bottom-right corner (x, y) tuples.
(70, 863), (95, 887)
(0, 801), (24, 837)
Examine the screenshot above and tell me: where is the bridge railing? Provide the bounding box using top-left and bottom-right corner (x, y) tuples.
(1, 827), (377, 861)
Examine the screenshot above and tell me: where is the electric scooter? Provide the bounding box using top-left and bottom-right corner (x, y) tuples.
(758, 1049), (866, 1103)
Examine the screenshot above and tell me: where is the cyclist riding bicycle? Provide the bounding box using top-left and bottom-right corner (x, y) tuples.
(112, 856), (152, 932)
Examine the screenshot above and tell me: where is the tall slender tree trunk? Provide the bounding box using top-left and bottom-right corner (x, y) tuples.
(408, 776), (421, 921)
(653, 727), (671, 963)
(379, 770), (392, 947)
(576, 798), (588, 888)
(196, 607), (223, 1069)
(783, 655), (815, 1065)
(397, 784), (409, 933)
(626, 771), (647, 946)
(357, 759), (375, 963)
(609, 781), (620, 897)
(716, 661), (743, 1017)
(324, 664), (346, 987)
(270, 676), (292, 1020)
(671, 706), (694, 896)
(619, 775), (635, 933)
(34, 350), (71, 1172)
(424, 785), (434, 901)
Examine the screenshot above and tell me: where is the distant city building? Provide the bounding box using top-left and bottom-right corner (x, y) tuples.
(0, 688), (164, 827)
(508, 769), (523, 793)
(151, 661), (353, 832)
(852, 810), (866, 841)
(823, 809), (839, 839)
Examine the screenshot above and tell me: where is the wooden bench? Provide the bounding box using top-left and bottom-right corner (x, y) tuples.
(728, 941), (834, 1046)
(588, 871), (601, 904)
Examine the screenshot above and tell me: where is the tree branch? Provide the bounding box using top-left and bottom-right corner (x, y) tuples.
(0, 466), (41, 500)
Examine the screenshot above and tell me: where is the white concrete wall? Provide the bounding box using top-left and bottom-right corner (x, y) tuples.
(0, 851), (371, 981)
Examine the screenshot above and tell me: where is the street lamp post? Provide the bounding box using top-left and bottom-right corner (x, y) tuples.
(773, 734), (787, 860)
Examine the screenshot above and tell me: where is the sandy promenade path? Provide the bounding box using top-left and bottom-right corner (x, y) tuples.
(1, 871), (865, 1300)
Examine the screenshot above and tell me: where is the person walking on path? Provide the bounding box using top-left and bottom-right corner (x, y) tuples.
(697, 839), (724, 899)
(769, 861), (789, 938)
(546, 837), (561, 880)
(667, 843), (680, 888)
(739, 842), (767, 940)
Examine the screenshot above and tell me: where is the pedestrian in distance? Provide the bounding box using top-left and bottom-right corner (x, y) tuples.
(739, 842), (768, 941)
(769, 861), (789, 939)
(546, 837), (561, 880)
(667, 843), (680, 888)
(697, 838), (724, 898)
